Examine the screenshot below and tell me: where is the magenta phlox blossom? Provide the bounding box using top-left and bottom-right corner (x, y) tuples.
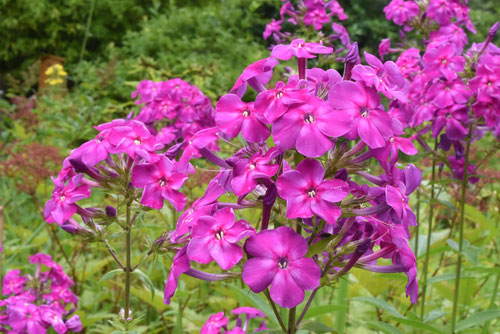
(469, 64), (500, 103)
(39, 306), (67, 334)
(273, 96), (351, 157)
(423, 43), (466, 81)
(44, 174), (91, 225)
(7, 302), (46, 334)
(426, 0), (458, 26)
(326, 0), (348, 20)
(69, 131), (112, 167)
(254, 80), (309, 123)
(429, 24), (468, 49)
(215, 94), (270, 143)
(330, 23), (351, 47)
(263, 18), (282, 39)
(172, 180), (226, 242)
(431, 105), (469, 140)
(131, 156), (187, 211)
(242, 226), (321, 308)
(230, 57), (279, 97)
(2, 270), (26, 295)
(187, 207), (255, 270)
(303, 7), (329, 30)
(352, 52), (408, 102)
(396, 48), (422, 78)
(164, 246), (190, 304)
(231, 148), (280, 196)
(277, 159), (348, 225)
(328, 81), (393, 149)
(107, 120), (163, 162)
(178, 127), (220, 171)
(427, 79), (471, 108)
(271, 39), (333, 60)
(371, 135), (418, 166)
(201, 312), (228, 334)
(383, 0), (420, 27)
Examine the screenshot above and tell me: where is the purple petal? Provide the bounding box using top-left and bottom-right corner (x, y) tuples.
(288, 258), (321, 291)
(269, 270), (304, 308)
(242, 258), (278, 292)
(210, 240), (243, 270)
(296, 124), (333, 157)
(311, 198), (341, 225)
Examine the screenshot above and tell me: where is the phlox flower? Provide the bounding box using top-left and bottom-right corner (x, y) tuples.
(431, 105), (469, 140)
(271, 39), (333, 60)
(277, 159), (348, 225)
(254, 80), (309, 123)
(426, 0), (458, 26)
(263, 19), (282, 39)
(331, 23), (351, 47)
(107, 120), (163, 162)
(172, 179), (226, 242)
(303, 7), (329, 30)
(2, 270), (26, 295)
(242, 226), (321, 308)
(44, 174), (91, 225)
(7, 302), (46, 334)
(231, 147), (280, 196)
(427, 79), (471, 109)
(201, 312), (228, 334)
(328, 81), (394, 149)
(230, 57), (279, 97)
(352, 52), (408, 102)
(177, 127), (220, 171)
(131, 156), (187, 211)
(273, 96), (351, 157)
(164, 246), (190, 305)
(383, 0), (420, 26)
(423, 43), (465, 81)
(215, 94), (270, 143)
(187, 207), (255, 270)
(326, 0), (348, 20)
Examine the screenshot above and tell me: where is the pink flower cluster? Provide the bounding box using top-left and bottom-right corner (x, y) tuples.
(0, 254), (81, 334)
(263, 0), (351, 53)
(44, 78), (219, 234)
(383, 0), (475, 33)
(163, 39), (420, 309)
(382, 2), (500, 183)
(132, 78), (215, 145)
(201, 307), (266, 334)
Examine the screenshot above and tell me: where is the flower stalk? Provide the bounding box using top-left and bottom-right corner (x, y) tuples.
(451, 125), (473, 332)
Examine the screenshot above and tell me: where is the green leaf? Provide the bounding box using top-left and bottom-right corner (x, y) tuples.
(255, 330), (284, 334)
(446, 239), (479, 264)
(306, 235), (335, 257)
(299, 321), (337, 333)
(455, 309), (500, 332)
(304, 304), (348, 320)
(389, 317), (444, 333)
(98, 269), (124, 284)
(131, 269), (155, 300)
(352, 297), (404, 318)
(367, 321), (404, 334)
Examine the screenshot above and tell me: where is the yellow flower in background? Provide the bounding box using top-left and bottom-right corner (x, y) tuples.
(45, 64), (67, 86)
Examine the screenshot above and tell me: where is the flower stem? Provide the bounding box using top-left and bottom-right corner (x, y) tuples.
(288, 307), (296, 334)
(124, 202), (132, 324)
(420, 138), (438, 319)
(264, 288), (287, 332)
(451, 129), (472, 332)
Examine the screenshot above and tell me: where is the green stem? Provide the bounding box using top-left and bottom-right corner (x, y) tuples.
(288, 307), (296, 334)
(451, 129), (472, 332)
(79, 0), (96, 62)
(264, 288), (287, 332)
(482, 270), (500, 334)
(124, 202), (132, 324)
(420, 138), (438, 319)
(415, 190), (420, 259)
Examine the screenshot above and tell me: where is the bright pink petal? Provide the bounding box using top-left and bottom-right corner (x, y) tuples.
(269, 270), (304, 308)
(242, 258), (278, 292)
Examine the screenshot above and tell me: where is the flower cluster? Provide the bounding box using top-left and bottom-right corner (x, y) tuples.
(381, 0), (500, 183)
(163, 39), (420, 311)
(201, 307), (266, 334)
(44, 78), (220, 236)
(0, 254), (81, 334)
(383, 0), (475, 33)
(133, 78), (216, 145)
(263, 0), (351, 56)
